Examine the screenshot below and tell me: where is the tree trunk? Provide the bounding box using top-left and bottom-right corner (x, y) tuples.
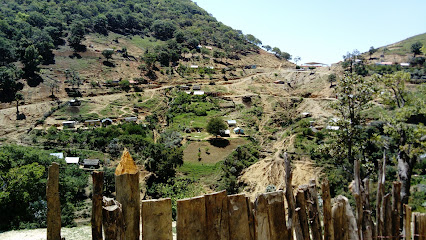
(91, 171), (104, 240)
(397, 151), (414, 205)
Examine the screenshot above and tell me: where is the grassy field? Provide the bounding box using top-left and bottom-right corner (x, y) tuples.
(386, 32), (426, 55)
(183, 138), (249, 163)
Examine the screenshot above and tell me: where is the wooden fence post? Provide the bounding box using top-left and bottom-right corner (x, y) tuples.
(228, 194), (252, 240)
(141, 198), (172, 240)
(322, 179), (334, 240)
(404, 204), (412, 240)
(332, 195), (359, 240)
(102, 197), (124, 240)
(284, 152), (295, 240)
(246, 197), (255, 240)
(362, 178), (374, 240)
(177, 196), (206, 240)
(307, 179), (322, 240)
(47, 162), (61, 240)
(295, 186), (310, 240)
(254, 191), (288, 240)
(392, 182), (402, 240)
(91, 171), (104, 240)
(413, 213), (426, 240)
(381, 193), (393, 239)
(205, 191), (230, 240)
(115, 149), (140, 240)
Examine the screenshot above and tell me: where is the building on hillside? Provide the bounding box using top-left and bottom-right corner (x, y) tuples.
(233, 127), (244, 134)
(400, 63), (410, 67)
(220, 129), (230, 137)
(50, 153), (64, 159)
(376, 62), (393, 66)
(65, 157), (79, 165)
(227, 120), (237, 126)
(179, 85), (190, 90)
(102, 118), (113, 126)
(84, 119), (101, 127)
(301, 112), (312, 118)
(302, 62), (328, 68)
(83, 159), (100, 169)
(193, 85), (201, 90)
(62, 121), (77, 128)
(193, 91), (205, 96)
(190, 65), (199, 69)
(69, 99), (81, 106)
(205, 46), (213, 50)
(124, 117), (138, 122)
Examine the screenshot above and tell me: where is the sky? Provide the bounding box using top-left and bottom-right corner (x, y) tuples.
(193, 0), (426, 65)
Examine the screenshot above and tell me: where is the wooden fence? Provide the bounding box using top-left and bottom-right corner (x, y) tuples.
(46, 158), (426, 240)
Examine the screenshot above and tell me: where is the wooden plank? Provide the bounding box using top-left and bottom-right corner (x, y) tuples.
(414, 213), (426, 240)
(102, 197), (124, 240)
(284, 152), (295, 240)
(177, 196), (206, 240)
(332, 195), (349, 240)
(46, 162), (61, 240)
(141, 198), (172, 240)
(228, 194), (251, 240)
(295, 187), (310, 240)
(205, 191), (230, 240)
(392, 182), (402, 240)
(362, 178), (374, 240)
(322, 179), (334, 240)
(381, 193), (392, 239)
(307, 180), (322, 240)
(91, 171), (104, 240)
(254, 191), (288, 240)
(246, 197), (255, 240)
(404, 204), (412, 240)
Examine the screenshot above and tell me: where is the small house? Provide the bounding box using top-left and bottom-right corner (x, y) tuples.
(400, 63), (410, 67)
(69, 99), (81, 106)
(233, 127), (244, 134)
(65, 157), (79, 165)
(193, 91), (205, 96)
(180, 85), (190, 90)
(205, 46), (213, 50)
(84, 119), (101, 127)
(102, 118), (113, 126)
(227, 120), (237, 126)
(190, 65), (199, 69)
(124, 116), (138, 122)
(301, 112), (312, 118)
(220, 129), (230, 137)
(193, 85), (201, 90)
(62, 121), (77, 128)
(83, 159), (100, 169)
(50, 153), (64, 159)
(326, 126), (340, 131)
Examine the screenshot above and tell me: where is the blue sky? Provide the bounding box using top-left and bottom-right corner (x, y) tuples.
(194, 0), (426, 65)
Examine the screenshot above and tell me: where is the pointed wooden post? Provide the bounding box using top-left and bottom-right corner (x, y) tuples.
(254, 191), (288, 240)
(284, 152), (295, 240)
(295, 186), (310, 240)
(47, 162), (61, 240)
(141, 198), (172, 240)
(381, 194), (392, 239)
(322, 179), (334, 240)
(332, 196), (349, 240)
(91, 171), (104, 240)
(228, 194), (252, 240)
(413, 213), (425, 240)
(205, 191), (230, 240)
(115, 149), (140, 240)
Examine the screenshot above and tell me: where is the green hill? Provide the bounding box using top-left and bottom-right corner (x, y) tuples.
(383, 32), (426, 56)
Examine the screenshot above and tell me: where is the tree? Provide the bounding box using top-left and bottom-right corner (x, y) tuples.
(102, 49), (114, 61)
(375, 72), (426, 204)
(264, 45), (272, 52)
(328, 73), (337, 87)
(0, 37), (16, 66)
(206, 117), (227, 138)
(65, 70), (82, 89)
(368, 46), (377, 59)
(281, 52), (291, 61)
(294, 56), (301, 66)
(411, 41), (423, 57)
(68, 21), (85, 51)
(152, 20), (176, 41)
(22, 45), (42, 77)
(0, 66), (23, 103)
(272, 47), (281, 57)
(15, 92), (24, 117)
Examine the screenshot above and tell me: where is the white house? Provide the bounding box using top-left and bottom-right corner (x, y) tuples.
(50, 153), (64, 159)
(193, 91), (205, 95)
(62, 121), (77, 128)
(233, 127), (244, 134)
(227, 120), (237, 126)
(65, 157), (79, 164)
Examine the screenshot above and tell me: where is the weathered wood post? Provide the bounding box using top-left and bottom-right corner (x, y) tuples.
(413, 213), (425, 240)
(102, 197), (124, 240)
(322, 179), (334, 240)
(381, 193), (393, 239)
(404, 204), (412, 240)
(332, 195), (359, 240)
(228, 194), (253, 240)
(115, 149), (140, 240)
(254, 191), (288, 240)
(91, 171), (104, 240)
(177, 196), (207, 240)
(205, 191), (230, 240)
(307, 179), (322, 240)
(141, 198), (172, 240)
(284, 152), (295, 240)
(295, 186), (310, 240)
(47, 162), (61, 240)
(362, 178), (374, 240)
(392, 182), (402, 240)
